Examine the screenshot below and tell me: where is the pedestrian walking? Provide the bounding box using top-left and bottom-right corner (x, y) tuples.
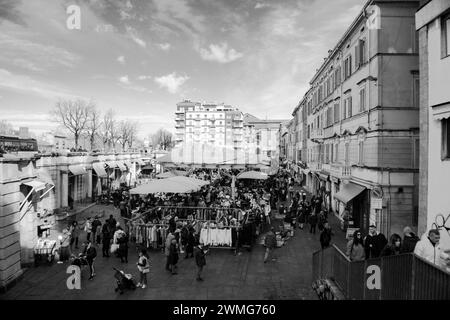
(106, 214), (117, 239)
(185, 227), (196, 259)
(346, 230), (365, 261)
(165, 232), (175, 271)
(84, 217), (93, 242)
(414, 229), (447, 268)
(69, 220), (80, 251)
(92, 216), (102, 245)
(364, 224), (388, 259)
(83, 241), (97, 280)
(319, 222), (333, 249)
(168, 239), (179, 275)
(381, 234), (402, 257)
(101, 224), (111, 257)
(59, 228), (72, 263)
(194, 243), (208, 281)
(264, 227), (277, 263)
(400, 226), (420, 253)
(118, 230), (129, 263)
(309, 213), (318, 234)
(136, 249), (150, 289)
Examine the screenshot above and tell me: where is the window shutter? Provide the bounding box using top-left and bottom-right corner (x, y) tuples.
(355, 44), (360, 69)
(348, 97), (353, 117)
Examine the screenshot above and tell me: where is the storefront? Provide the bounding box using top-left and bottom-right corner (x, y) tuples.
(333, 181), (369, 234)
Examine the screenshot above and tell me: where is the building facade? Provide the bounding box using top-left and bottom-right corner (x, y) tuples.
(0, 151), (145, 290)
(175, 100), (244, 149)
(416, 0), (450, 249)
(293, 0), (420, 236)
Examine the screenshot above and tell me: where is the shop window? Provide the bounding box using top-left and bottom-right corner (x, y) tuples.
(442, 118), (450, 160)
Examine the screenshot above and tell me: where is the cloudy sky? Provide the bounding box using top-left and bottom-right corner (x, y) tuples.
(0, 0), (364, 138)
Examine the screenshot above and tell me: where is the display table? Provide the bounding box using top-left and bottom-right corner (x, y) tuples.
(34, 239), (56, 266)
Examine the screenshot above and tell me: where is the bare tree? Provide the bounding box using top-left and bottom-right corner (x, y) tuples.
(51, 99), (92, 149)
(100, 109), (119, 152)
(118, 120), (139, 151)
(0, 120), (15, 135)
(85, 105), (102, 151)
(150, 128), (174, 150)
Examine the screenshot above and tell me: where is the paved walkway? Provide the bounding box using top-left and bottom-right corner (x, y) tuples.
(1, 191), (329, 300)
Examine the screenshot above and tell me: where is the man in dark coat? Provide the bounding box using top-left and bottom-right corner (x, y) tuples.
(364, 224), (388, 259)
(83, 241), (97, 280)
(401, 226), (420, 253)
(106, 215), (117, 239)
(92, 216), (102, 245)
(319, 223), (333, 249)
(185, 227), (196, 259)
(194, 244), (208, 281)
(101, 224), (111, 257)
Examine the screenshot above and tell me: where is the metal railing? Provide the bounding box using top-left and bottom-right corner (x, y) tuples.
(312, 245), (450, 300)
(330, 164), (352, 178)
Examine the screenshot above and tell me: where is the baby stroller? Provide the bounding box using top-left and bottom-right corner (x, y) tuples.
(113, 267), (136, 294)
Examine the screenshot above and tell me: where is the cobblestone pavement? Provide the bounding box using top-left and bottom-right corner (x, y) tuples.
(1, 189), (332, 300)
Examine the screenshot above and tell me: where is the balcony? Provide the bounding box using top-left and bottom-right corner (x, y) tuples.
(309, 162), (322, 172)
(330, 163), (352, 179)
(311, 129), (324, 140)
(175, 109), (184, 114)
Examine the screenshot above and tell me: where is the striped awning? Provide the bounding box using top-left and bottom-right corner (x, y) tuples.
(68, 165), (87, 176)
(92, 162), (107, 178)
(116, 161), (127, 171)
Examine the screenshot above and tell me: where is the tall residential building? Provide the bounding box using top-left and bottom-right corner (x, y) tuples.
(292, 0), (420, 236)
(175, 100), (244, 149)
(416, 0), (450, 249)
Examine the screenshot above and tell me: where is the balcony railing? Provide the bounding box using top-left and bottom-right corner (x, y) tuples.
(311, 129), (324, 139)
(309, 162), (322, 171)
(312, 245), (450, 300)
(330, 163), (352, 178)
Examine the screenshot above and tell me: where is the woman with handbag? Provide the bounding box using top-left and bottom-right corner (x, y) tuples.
(136, 249), (150, 289)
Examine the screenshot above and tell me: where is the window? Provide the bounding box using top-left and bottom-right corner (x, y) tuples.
(343, 99), (347, 120)
(334, 144), (338, 162)
(413, 138), (420, 168)
(344, 55), (352, 79)
(358, 141), (364, 165)
(442, 118), (450, 160)
(413, 75), (420, 108)
(442, 14), (450, 58)
(355, 39), (366, 69)
(348, 96), (353, 118)
(334, 103), (340, 123)
(359, 88), (366, 112)
(344, 143), (350, 165)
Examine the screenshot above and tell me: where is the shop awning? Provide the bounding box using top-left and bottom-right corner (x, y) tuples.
(334, 182), (365, 204)
(136, 159), (146, 166)
(22, 180), (47, 192)
(124, 160), (133, 169)
(106, 161), (117, 168)
(116, 161), (127, 171)
(68, 165), (87, 176)
(92, 162), (107, 178)
(432, 103), (450, 120)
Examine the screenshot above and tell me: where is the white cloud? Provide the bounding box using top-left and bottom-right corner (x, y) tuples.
(0, 68), (80, 100)
(0, 34), (81, 70)
(157, 43), (171, 51)
(198, 43), (244, 64)
(126, 26), (147, 48)
(119, 75), (130, 84)
(95, 24), (116, 33)
(137, 75), (152, 80)
(255, 3), (271, 9)
(154, 72), (189, 94)
(117, 55), (125, 64)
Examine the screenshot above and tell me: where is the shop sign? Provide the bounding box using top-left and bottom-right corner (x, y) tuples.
(346, 227), (359, 240)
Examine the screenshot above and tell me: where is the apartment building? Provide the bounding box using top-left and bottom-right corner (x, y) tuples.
(175, 100), (244, 149)
(416, 0), (450, 248)
(243, 114), (287, 159)
(294, 0), (420, 236)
